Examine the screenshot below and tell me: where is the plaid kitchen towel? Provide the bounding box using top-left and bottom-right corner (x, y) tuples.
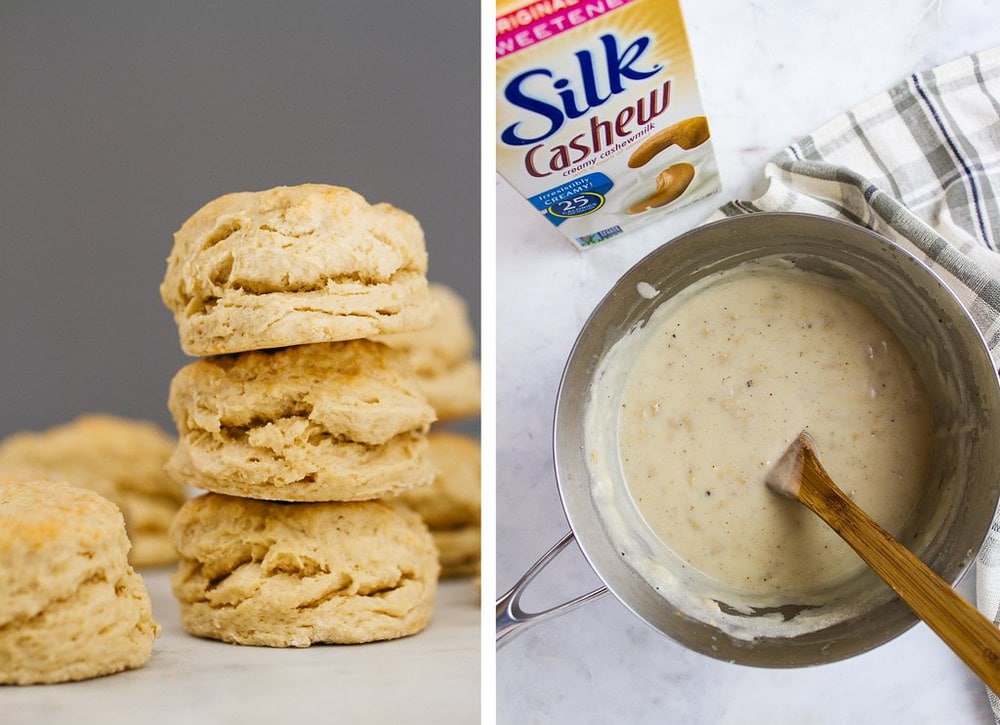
(708, 45), (1000, 717)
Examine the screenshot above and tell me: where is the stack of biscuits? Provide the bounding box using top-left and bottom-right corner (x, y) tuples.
(159, 184), (447, 647)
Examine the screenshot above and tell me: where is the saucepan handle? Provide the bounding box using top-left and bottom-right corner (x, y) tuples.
(496, 530), (609, 648)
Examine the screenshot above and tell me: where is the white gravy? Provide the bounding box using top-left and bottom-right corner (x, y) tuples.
(586, 262), (933, 620)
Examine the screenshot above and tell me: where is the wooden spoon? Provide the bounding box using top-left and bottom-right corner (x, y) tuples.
(766, 431), (1000, 690)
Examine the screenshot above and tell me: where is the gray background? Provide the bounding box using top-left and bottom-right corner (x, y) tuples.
(0, 1), (480, 438)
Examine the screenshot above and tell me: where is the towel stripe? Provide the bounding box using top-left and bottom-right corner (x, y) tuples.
(911, 71), (995, 249)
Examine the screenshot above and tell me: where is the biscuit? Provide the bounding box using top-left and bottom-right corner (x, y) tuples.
(166, 340), (436, 501)
(160, 184), (435, 356)
(0, 415), (187, 567)
(170, 493), (439, 647)
(377, 284), (480, 421)
(397, 432), (481, 577)
(0, 479), (158, 684)
(430, 527), (481, 578)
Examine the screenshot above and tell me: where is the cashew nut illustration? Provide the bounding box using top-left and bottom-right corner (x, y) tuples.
(627, 116), (710, 169)
(626, 163), (695, 214)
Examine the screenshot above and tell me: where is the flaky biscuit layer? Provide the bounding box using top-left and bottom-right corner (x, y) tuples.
(167, 341), (436, 501)
(170, 494), (439, 646)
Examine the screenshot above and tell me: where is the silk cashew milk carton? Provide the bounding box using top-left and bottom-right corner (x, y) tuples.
(496, 0), (720, 249)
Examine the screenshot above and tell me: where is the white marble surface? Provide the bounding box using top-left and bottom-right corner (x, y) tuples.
(496, 1), (1000, 723)
(3, 571), (480, 724)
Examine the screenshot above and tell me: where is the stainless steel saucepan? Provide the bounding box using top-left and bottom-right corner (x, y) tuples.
(497, 213), (1000, 666)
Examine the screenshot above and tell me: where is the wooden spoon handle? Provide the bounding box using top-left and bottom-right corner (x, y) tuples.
(797, 455), (1000, 691)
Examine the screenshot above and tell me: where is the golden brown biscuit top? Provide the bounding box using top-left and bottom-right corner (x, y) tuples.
(0, 478), (125, 554)
(160, 184), (429, 315)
